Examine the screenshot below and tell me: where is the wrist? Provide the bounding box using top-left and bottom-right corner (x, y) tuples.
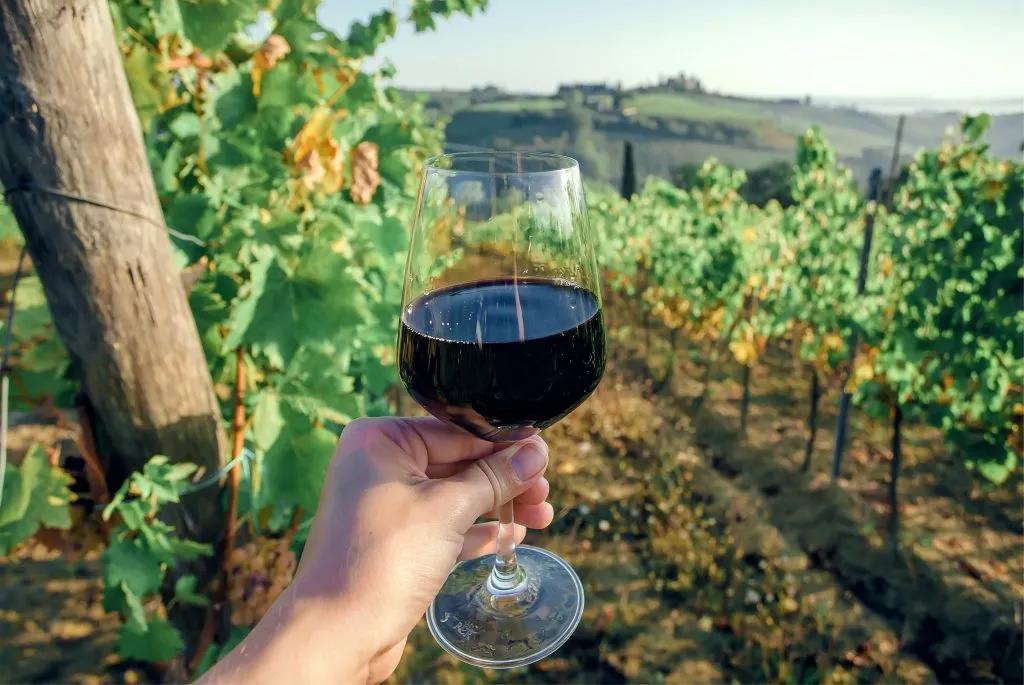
(199, 588), (375, 684)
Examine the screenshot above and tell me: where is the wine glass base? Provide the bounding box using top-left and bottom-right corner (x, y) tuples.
(426, 545), (584, 669)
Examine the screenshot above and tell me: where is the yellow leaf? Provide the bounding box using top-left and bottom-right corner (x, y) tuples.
(742, 227), (757, 244)
(288, 108), (335, 169)
(320, 138), (345, 195)
(372, 345), (395, 366)
(729, 339), (757, 366)
(331, 237), (354, 259)
(981, 180), (1004, 201)
(822, 333), (843, 352)
(287, 108), (345, 197)
(845, 357), (875, 393)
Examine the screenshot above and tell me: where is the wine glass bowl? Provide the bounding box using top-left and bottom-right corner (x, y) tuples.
(397, 151), (605, 668)
(397, 275), (605, 442)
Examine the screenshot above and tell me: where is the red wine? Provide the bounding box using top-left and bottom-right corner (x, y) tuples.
(398, 278), (606, 442)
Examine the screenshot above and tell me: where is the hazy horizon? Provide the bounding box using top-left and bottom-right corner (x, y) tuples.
(321, 0), (1024, 103)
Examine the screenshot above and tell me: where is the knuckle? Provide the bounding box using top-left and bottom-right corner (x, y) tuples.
(470, 458), (506, 512)
(341, 416), (378, 438)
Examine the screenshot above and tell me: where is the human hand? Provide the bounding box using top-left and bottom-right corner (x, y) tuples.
(199, 416), (552, 685)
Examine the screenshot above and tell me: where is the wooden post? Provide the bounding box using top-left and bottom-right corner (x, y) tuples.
(0, 1), (226, 526)
(800, 368), (821, 472)
(884, 115), (906, 205)
(829, 168), (882, 480)
(887, 402), (903, 550)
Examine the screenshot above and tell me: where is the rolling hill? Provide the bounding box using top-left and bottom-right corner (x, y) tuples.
(403, 88), (1023, 188)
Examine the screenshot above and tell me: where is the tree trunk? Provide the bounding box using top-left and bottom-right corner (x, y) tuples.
(739, 364), (751, 434)
(800, 369), (821, 473)
(0, 0), (226, 531)
(888, 402), (903, 553)
(620, 140), (637, 200)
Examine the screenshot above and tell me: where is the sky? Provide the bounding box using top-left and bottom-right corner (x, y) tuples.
(318, 0), (1024, 102)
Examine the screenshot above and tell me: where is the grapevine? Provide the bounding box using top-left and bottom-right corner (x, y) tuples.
(586, 119), (1021, 488)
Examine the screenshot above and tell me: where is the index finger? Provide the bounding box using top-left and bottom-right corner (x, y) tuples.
(364, 416), (544, 469)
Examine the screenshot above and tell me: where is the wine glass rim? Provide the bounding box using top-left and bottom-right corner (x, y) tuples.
(424, 150), (579, 177)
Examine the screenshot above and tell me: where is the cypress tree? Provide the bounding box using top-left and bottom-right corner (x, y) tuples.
(620, 141), (637, 200)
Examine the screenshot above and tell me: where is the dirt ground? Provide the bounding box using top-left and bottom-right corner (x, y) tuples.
(1, 292), (1022, 684)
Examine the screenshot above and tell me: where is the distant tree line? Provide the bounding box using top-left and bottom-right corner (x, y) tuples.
(669, 157), (914, 207)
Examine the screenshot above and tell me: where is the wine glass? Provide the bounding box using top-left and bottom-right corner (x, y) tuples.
(397, 151), (606, 668)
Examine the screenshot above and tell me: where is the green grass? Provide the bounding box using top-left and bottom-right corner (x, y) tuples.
(628, 93), (763, 123)
(468, 98), (563, 112)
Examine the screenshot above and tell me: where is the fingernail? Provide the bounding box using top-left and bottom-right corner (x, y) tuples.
(510, 443), (547, 483)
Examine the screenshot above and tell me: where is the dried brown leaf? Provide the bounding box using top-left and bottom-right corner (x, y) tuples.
(349, 141), (380, 206)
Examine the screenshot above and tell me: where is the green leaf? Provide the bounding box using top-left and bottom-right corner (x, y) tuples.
(190, 278), (232, 362)
(411, 0), (488, 32)
(180, 0), (259, 54)
(120, 582), (148, 628)
(345, 10), (397, 58)
(18, 335), (69, 376)
(173, 574), (209, 606)
(276, 349), (361, 425)
(167, 537), (213, 560)
(169, 111), (201, 139)
(7, 278), (53, 345)
(976, 453), (1015, 485)
(117, 501), (148, 531)
(275, 16), (329, 57)
(259, 62), (317, 110)
(251, 390), (285, 453)
(165, 193), (217, 242)
(122, 45), (165, 128)
(0, 445), (75, 554)
(262, 408), (337, 512)
(151, 0), (184, 35)
(163, 462), (200, 483)
(212, 70), (258, 130)
(361, 355), (395, 396)
(207, 137), (262, 169)
(155, 139), (185, 194)
(116, 616), (185, 663)
(225, 251), (369, 368)
(961, 113), (992, 142)
(103, 538), (164, 597)
(360, 215), (408, 256)
(410, 3), (437, 31)
(222, 245), (274, 352)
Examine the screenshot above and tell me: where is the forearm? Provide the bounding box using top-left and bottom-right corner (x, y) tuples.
(197, 588), (374, 685)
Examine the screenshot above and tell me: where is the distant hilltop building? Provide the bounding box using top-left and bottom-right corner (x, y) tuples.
(662, 72), (703, 93)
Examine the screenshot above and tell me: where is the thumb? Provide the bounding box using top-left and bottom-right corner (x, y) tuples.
(436, 437), (549, 528)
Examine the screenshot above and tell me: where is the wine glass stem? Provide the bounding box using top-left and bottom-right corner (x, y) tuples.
(488, 500), (524, 592)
